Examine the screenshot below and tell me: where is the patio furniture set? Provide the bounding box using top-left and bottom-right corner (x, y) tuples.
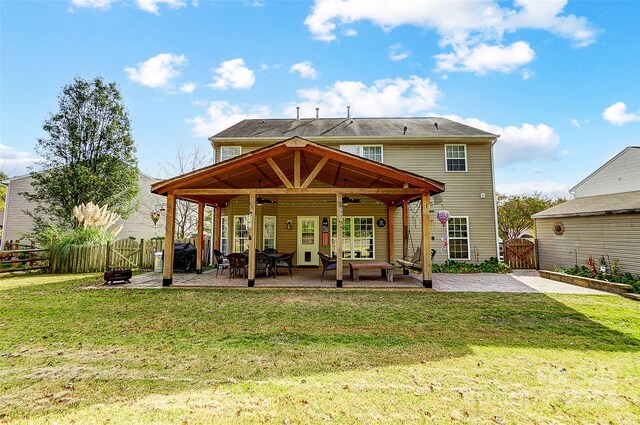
(213, 249), (295, 279)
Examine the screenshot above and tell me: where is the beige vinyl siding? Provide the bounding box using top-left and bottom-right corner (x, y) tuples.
(221, 193), (388, 265)
(1, 174), (166, 247)
(535, 214), (640, 275)
(387, 142), (498, 263)
(215, 139), (498, 263)
(1, 176), (37, 245)
(572, 148), (640, 197)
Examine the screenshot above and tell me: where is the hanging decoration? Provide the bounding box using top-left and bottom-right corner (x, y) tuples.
(322, 217), (329, 246)
(437, 210), (450, 253)
(150, 210), (161, 224)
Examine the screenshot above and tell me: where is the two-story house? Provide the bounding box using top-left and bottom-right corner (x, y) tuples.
(533, 146), (640, 274)
(152, 116), (500, 287)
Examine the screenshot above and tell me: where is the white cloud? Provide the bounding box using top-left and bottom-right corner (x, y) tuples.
(442, 115), (561, 167)
(0, 144), (39, 177)
(209, 58), (255, 90)
(180, 82), (196, 93)
(305, 0), (597, 74)
(290, 61), (318, 80)
(389, 43), (411, 61)
(497, 180), (571, 197)
(602, 102), (640, 126)
(70, 0), (115, 8)
(124, 53), (186, 88)
(342, 28), (358, 37)
(434, 41), (535, 74)
(290, 76), (440, 118)
(135, 0), (186, 15)
(187, 101), (270, 137)
(570, 118), (581, 128)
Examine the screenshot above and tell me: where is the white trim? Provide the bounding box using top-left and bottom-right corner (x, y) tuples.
(444, 144), (468, 172)
(447, 216), (470, 260)
(330, 216), (376, 260)
(0, 181), (10, 248)
(262, 215), (276, 250)
(232, 215), (248, 252)
(219, 146), (242, 162)
(339, 144), (384, 163)
(220, 215), (228, 255)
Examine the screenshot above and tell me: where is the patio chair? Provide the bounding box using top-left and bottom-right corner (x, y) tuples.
(318, 252), (337, 282)
(245, 252), (271, 278)
(213, 249), (229, 277)
(262, 248), (279, 255)
(275, 251), (296, 277)
(227, 253), (247, 279)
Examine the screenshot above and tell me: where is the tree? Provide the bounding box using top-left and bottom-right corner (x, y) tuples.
(497, 192), (566, 240)
(27, 77), (138, 234)
(163, 143), (212, 239)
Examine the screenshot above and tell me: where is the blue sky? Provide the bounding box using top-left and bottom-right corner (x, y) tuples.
(2, 0), (639, 196)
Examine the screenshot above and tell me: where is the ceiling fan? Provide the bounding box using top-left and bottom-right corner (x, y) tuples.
(341, 178), (361, 206)
(256, 179), (277, 206)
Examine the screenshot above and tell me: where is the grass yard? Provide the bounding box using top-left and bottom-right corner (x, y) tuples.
(1, 273), (639, 424)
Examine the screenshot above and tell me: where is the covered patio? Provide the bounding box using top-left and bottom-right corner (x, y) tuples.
(151, 137), (444, 288)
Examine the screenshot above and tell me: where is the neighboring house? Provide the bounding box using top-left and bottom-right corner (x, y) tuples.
(206, 116), (500, 265)
(1, 172), (166, 247)
(533, 146), (640, 275)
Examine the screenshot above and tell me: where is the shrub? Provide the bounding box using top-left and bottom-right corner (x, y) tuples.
(432, 257), (511, 274)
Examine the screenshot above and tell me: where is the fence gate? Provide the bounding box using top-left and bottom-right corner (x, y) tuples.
(504, 238), (537, 269)
(109, 239), (141, 270)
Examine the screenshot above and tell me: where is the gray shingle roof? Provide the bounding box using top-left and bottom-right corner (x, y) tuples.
(532, 190), (640, 219)
(211, 117), (498, 139)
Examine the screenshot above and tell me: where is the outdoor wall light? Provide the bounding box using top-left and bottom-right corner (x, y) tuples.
(287, 220), (292, 230)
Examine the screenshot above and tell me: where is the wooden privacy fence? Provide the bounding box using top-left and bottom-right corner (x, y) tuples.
(49, 237), (211, 274)
(504, 238), (537, 269)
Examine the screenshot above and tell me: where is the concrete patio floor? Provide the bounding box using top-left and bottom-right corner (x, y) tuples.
(112, 268), (614, 294)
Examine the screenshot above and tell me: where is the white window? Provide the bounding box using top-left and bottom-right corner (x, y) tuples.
(447, 216), (470, 260)
(263, 216), (276, 250)
(340, 145), (383, 162)
(220, 146), (241, 162)
(233, 215), (249, 252)
(330, 216), (375, 259)
(445, 144), (467, 172)
(220, 216), (228, 255)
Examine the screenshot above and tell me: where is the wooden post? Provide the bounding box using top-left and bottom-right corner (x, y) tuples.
(247, 194), (257, 287)
(138, 239), (144, 270)
(402, 199), (409, 275)
(387, 204), (394, 264)
(335, 193), (343, 287)
(421, 192), (432, 288)
(294, 150), (301, 187)
(105, 240), (111, 271)
(196, 202), (204, 274)
(214, 204), (222, 251)
(163, 193), (176, 286)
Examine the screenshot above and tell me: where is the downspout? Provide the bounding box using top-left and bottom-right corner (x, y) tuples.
(490, 137), (501, 260)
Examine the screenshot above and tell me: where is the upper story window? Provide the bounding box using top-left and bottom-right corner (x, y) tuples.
(340, 145), (383, 163)
(445, 144), (467, 172)
(220, 146), (241, 162)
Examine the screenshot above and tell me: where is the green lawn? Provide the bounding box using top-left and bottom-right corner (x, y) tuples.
(1, 273), (639, 424)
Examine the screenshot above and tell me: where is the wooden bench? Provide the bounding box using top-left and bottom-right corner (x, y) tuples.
(349, 262), (394, 282)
